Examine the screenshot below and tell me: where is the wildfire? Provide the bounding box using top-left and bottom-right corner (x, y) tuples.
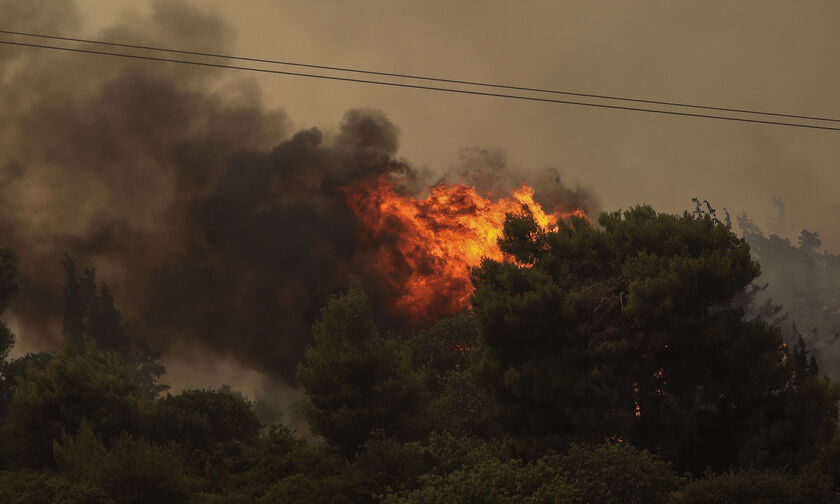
(342, 173), (586, 323)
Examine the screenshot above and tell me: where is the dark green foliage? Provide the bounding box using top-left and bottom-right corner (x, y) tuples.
(383, 438), (679, 504)
(403, 313), (500, 438)
(130, 341), (168, 399)
(297, 280), (424, 455)
(258, 472), (367, 504)
(0, 246), (20, 424)
(0, 470), (112, 504)
(173, 424), (332, 502)
(729, 328), (840, 470)
(0, 247), (19, 313)
(790, 329), (821, 387)
(61, 255), (89, 352)
(813, 434), (840, 494)
(92, 437), (191, 504)
(220, 424), (306, 496)
(674, 468), (835, 504)
(740, 374), (840, 470)
(0, 323), (16, 421)
(416, 431), (509, 475)
(61, 255), (127, 355)
(145, 388), (261, 452)
(470, 206), (837, 473)
(0, 352), (52, 424)
(1, 348), (144, 468)
(234, 437), (368, 504)
(0, 321), (13, 369)
(383, 457), (580, 504)
(557, 443), (678, 504)
(2, 350), (49, 407)
(52, 423), (190, 504)
(2, 206), (840, 502)
(426, 369), (501, 438)
(470, 213), (633, 446)
(349, 435), (426, 497)
(1, 352), (52, 387)
(61, 256), (168, 398)
(382, 433), (579, 504)
(52, 422), (108, 482)
(403, 313), (480, 392)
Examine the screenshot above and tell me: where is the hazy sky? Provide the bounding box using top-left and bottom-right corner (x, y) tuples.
(71, 0), (840, 249)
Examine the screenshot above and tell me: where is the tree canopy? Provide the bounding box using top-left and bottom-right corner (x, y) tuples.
(470, 206), (838, 472)
(1, 205), (840, 502)
(297, 280), (424, 455)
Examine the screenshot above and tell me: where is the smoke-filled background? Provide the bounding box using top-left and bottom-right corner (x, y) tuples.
(0, 0), (598, 410)
(2, 0), (840, 403)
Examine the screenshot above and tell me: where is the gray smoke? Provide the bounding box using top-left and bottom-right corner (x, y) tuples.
(0, 0), (596, 384)
(738, 205), (840, 380)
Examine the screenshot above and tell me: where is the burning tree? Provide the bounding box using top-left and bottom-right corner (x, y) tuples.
(302, 177), (840, 474)
(342, 171), (586, 327)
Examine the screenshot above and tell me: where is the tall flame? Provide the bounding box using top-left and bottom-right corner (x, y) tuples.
(343, 173), (586, 323)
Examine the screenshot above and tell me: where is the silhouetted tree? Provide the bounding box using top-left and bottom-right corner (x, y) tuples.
(297, 280), (424, 455)
(675, 468), (834, 504)
(737, 212), (840, 380)
(53, 423), (190, 504)
(144, 387), (261, 453)
(61, 256), (167, 398)
(0, 247), (19, 422)
(471, 205), (838, 473)
(1, 347), (145, 468)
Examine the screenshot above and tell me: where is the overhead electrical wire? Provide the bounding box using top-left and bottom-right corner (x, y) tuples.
(2, 28), (839, 125)
(0, 36), (839, 132)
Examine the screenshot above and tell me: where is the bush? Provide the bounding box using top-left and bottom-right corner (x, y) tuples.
(1, 348), (143, 468)
(145, 388), (261, 452)
(558, 443), (678, 504)
(53, 424), (190, 504)
(382, 457), (580, 504)
(0, 470), (112, 504)
(674, 468), (836, 504)
(297, 282), (424, 455)
(96, 437), (191, 504)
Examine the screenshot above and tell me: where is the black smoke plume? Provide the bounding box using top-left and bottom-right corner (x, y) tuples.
(0, 0), (596, 383)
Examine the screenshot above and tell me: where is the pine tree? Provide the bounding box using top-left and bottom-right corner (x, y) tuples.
(61, 256), (168, 398)
(297, 279), (423, 455)
(470, 205), (839, 472)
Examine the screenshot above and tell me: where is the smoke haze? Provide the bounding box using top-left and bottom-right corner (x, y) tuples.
(0, 0), (594, 385)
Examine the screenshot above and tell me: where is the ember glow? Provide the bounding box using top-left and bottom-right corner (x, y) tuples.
(342, 173), (587, 323)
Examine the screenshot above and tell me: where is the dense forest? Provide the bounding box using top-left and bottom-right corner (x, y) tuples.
(2, 206), (840, 503)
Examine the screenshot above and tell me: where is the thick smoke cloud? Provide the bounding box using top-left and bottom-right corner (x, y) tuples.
(0, 0), (595, 383)
(450, 147), (599, 214)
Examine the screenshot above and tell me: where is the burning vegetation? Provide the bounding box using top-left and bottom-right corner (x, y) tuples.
(342, 170), (586, 323)
(1, 3), (840, 503)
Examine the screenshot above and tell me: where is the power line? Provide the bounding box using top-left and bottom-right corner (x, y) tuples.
(2, 28), (839, 125)
(1, 38), (839, 132)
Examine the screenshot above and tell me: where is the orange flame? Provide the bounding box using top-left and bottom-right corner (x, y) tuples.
(342, 173), (586, 323)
